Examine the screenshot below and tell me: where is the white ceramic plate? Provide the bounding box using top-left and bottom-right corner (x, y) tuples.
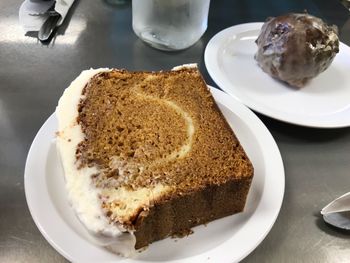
(24, 87), (284, 263)
(205, 23), (350, 128)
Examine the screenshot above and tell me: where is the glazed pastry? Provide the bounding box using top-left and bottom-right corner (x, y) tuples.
(255, 13), (339, 88)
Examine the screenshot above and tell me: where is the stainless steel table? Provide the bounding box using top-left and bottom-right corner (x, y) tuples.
(1, 0), (350, 262)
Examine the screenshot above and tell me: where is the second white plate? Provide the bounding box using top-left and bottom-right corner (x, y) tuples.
(205, 22), (350, 128)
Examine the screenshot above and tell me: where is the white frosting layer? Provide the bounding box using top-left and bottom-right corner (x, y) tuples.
(172, 63), (198, 71)
(56, 68), (137, 256)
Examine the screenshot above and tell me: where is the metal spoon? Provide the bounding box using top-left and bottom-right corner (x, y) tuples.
(321, 192), (350, 230)
(38, 10), (61, 41)
(323, 211), (350, 230)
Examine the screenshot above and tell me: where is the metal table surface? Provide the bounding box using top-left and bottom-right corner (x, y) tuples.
(1, 0), (350, 262)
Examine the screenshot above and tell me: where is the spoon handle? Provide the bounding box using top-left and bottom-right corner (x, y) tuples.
(38, 12), (61, 42)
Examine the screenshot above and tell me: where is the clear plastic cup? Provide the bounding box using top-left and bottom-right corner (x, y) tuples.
(132, 0), (210, 51)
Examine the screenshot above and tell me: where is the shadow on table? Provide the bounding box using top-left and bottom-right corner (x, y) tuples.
(256, 113), (350, 143)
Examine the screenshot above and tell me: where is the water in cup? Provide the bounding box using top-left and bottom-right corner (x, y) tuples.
(132, 0), (210, 51)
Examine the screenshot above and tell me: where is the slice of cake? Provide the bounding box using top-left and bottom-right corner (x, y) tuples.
(56, 65), (254, 255)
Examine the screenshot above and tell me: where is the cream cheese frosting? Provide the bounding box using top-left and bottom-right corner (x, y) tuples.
(56, 68), (137, 256)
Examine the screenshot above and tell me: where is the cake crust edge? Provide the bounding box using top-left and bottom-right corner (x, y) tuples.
(134, 176), (253, 249)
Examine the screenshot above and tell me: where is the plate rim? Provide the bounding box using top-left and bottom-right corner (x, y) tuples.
(205, 22), (350, 129)
(24, 87), (285, 263)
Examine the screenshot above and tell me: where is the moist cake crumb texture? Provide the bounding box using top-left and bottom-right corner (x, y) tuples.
(57, 66), (254, 251)
(77, 69), (252, 192)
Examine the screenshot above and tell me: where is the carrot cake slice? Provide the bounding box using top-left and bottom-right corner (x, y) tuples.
(56, 65), (254, 255)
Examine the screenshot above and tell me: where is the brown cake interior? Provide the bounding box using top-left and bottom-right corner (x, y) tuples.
(76, 68), (254, 248)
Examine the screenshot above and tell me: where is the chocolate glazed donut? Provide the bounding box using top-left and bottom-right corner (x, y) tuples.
(255, 13), (339, 88)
